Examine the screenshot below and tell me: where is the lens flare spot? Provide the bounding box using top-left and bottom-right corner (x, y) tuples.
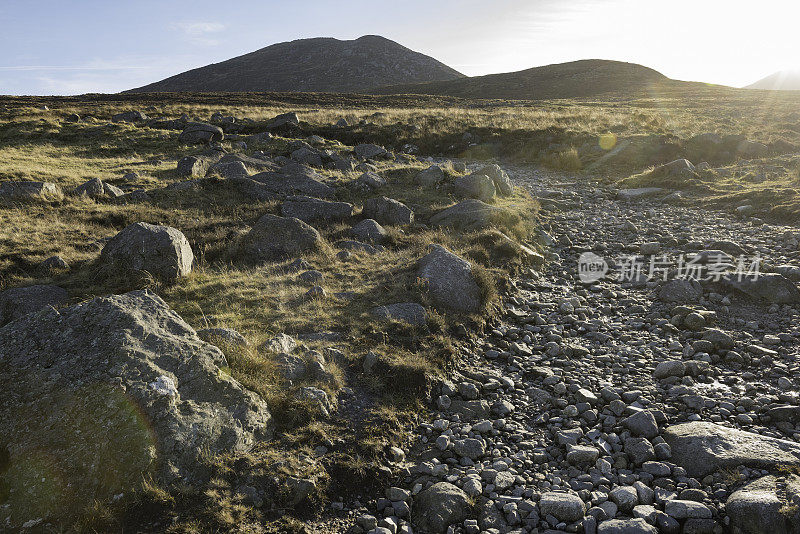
(599, 133), (617, 151)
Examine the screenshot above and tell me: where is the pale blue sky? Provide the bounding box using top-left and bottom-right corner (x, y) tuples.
(1, 0), (798, 95)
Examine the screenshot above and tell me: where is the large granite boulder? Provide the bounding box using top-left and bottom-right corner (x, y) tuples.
(476, 164), (514, 196)
(351, 219), (388, 243)
(178, 122), (224, 145)
(73, 177), (124, 199)
(100, 222), (194, 282)
(413, 482), (471, 534)
(281, 197), (355, 223)
(657, 278), (702, 303)
(111, 110), (148, 123)
(430, 199), (508, 232)
(0, 180), (63, 201)
(454, 173), (496, 202)
(726, 475), (800, 534)
(265, 112), (300, 135)
(663, 422), (800, 477)
(371, 302), (427, 326)
(238, 214), (323, 262)
(725, 273), (800, 304)
(176, 150), (224, 178)
(250, 163), (335, 198)
(0, 290), (272, 528)
(363, 196), (414, 226)
(353, 143), (389, 160)
(539, 492), (586, 522)
(597, 518), (657, 534)
(417, 165), (446, 187)
(0, 284), (68, 326)
(417, 244), (482, 313)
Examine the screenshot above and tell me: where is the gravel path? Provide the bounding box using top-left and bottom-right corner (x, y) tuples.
(347, 163), (800, 534)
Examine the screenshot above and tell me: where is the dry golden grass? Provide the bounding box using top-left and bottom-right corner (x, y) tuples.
(0, 97), (543, 529)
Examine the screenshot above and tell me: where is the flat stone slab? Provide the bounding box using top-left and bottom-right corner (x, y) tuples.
(726, 475), (800, 534)
(663, 422), (800, 477)
(616, 187), (664, 200)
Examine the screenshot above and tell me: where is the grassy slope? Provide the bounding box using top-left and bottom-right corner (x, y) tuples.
(0, 100), (538, 531)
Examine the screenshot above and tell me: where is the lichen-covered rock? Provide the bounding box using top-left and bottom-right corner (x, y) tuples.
(362, 196), (413, 225)
(100, 222), (194, 282)
(351, 219), (387, 243)
(177, 151), (224, 178)
(417, 165), (446, 187)
(0, 290), (272, 528)
(238, 214), (323, 262)
(664, 422), (800, 477)
(353, 143), (389, 160)
(73, 177), (124, 199)
(0, 180), (63, 201)
(250, 163), (335, 198)
(539, 492), (586, 522)
(454, 173), (496, 202)
(111, 110), (148, 123)
(417, 244), (482, 313)
(413, 482), (470, 534)
(281, 197), (354, 223)
(476, 164), (514, 196)
(726, 475), (800, 534)
(178, 122), (224, 144)
(658, 278), (702, 303)
(0, 284), (68, 326)
(725, 273), (800, 304)
(430, 199), (508, 232)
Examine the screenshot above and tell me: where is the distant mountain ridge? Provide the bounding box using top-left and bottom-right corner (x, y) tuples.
(126, 35), (464, 94)
(746, 71), (800, 91)
(374, 59), (671, 100)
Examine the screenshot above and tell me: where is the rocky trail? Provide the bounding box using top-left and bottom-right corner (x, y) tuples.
(345, 164), (800, 534)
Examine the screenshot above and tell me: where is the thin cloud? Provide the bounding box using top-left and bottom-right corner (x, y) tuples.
(171, 21), (226, 46)
(171, 21), (226, 36)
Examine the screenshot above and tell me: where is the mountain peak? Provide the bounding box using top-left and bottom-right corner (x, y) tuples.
(126, 35), (463, 94)
(375, 58), (669, 100)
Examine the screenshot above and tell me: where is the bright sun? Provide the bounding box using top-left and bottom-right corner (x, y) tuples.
(470, 0), (800, 88)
